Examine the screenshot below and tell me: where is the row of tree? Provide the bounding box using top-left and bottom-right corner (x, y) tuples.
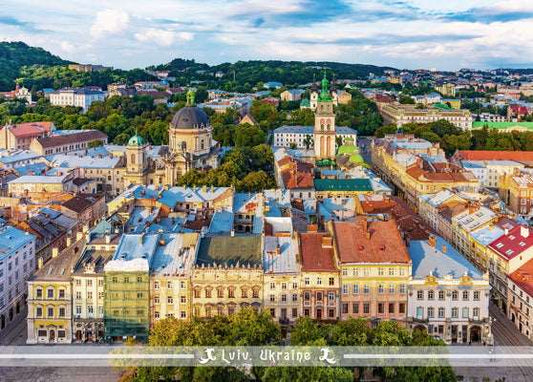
(126, 308), (455, 382)
(375, 120), (533, 154)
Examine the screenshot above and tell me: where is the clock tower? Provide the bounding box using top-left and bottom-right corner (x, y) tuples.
(313, 73), (336, 159)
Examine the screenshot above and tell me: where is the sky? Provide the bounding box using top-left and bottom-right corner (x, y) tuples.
(1, 0), (533, 71)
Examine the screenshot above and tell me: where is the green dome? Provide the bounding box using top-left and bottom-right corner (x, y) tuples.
(128, 135), (145, 146)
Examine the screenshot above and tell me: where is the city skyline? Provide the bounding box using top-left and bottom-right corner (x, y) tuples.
(2, 0), (533, 71)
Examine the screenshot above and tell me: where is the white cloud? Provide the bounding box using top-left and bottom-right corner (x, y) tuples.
(134, 28), (193, 46)
(90, 9), (130, 39)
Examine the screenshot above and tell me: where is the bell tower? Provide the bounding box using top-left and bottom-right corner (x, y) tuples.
(314, 72), (336, 159)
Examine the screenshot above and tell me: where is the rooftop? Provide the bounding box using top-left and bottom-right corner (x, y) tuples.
(263, 236), (299, 274)
(409, 236), (484, 279)
(299, 232), (337, 272)
(508, 259), (533, 298)
(333, 218), (411, 264)
(489, 225), (533, 261)
(0, 224), (34, 258)
(197, 235), (263, 267)
(314, 178), (372, 192)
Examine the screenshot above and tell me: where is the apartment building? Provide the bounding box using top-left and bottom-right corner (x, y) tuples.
(379, 103), (472, 130)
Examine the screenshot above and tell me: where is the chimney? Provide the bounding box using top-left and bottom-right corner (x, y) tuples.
(52, 247), (59, 258)
(521, 226), (530, 238)
(322, 236), (333, 248)
(76, 231), (84, 241)
(37, 257), (43, 270)
(428, 235), (436, 248)
(105, 234), (111, 244)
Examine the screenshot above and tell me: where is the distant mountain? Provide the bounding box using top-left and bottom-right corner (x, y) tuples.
(152, 59), (396, 86)
(0, 41), (70, 91)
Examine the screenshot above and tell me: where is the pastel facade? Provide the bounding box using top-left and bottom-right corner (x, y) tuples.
(408, 236), (491, 345)
(49, 87), (106, 111)
(380, 103), (472, 130)
(331, 219), (411, 322)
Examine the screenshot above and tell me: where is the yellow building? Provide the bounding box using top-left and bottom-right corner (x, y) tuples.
(151, 233), (199, 322)
(499, 172), (533, 218)
(27, 249), (81, 344)
(379, 103), (471, 129)
(299, 231), (340, 320)
(330, 219), (411, 322)
(371, 135), (479, 209)
(192, 236), (263, 317)
(435, 83), (456, 97)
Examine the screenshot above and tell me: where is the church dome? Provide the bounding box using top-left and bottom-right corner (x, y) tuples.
(170, 106), (210, 130)
(128, 134), (145, 146)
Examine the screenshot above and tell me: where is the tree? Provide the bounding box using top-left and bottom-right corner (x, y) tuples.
(399, 94), (415, 104)
(303, 134), (314, 150)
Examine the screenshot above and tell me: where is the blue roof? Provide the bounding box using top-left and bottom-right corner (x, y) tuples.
(409, 236), (483, 279)
(0, 224), (35, 258)
(263, 236), (298, 274)
(208, 210), (234, 234)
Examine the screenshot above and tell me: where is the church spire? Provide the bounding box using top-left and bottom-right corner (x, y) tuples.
(186, 89), (196, 106)
(319, 70), (332, 102)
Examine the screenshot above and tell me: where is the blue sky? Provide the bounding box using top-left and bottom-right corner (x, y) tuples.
(1, 0), (533, 70)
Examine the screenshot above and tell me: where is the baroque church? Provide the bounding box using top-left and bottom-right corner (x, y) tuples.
(123, 90), (220, 187)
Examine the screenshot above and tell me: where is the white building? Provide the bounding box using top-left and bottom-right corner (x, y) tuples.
(0, 222), (36, 332)
(49, 88), (106, 112)
(408, 235), (491, 345)
(273, 125), (357, 149)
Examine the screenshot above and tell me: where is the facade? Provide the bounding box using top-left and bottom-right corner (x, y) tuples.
(280, 89), (305, 102)
(372, 135), (479, 208)
(192, 235), (263, 317)
(26, 245), (81, 344)
(151, 233), (199, 323)
(507, 259), (533, 339)
(49, 87), (106, 111)
(499, 172), (533, 218)
(0, 224), (35, 333)
(299, 231), (339, 320)
(263, 218), (301, 323)
(379, 103), (472, 130)
(0, 122), (54, 150)
(408, 235), (491, 344)
(29, 130), (108, 156)
(435, 83), (456, 97)
(331, 219), (411, 323)
(103, 234), (153, 340)
(314, 75), (337, 159)
(273, 125), (357, 150)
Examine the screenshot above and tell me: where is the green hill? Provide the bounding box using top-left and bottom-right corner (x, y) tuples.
(0, 41), (70, 90)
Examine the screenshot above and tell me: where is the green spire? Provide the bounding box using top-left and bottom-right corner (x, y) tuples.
(186, 89), (196, 106)
(319, 70), (332, 101)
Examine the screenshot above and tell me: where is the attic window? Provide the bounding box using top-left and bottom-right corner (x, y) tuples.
(519, 242), (526, 247)
(495, 243), (504, 249)
(509, 235), (516, 240)
(506, 249), (514, 256)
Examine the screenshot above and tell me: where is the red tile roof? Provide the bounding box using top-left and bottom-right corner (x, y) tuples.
(299, 232), (337, 272)
(489, 225), (533, 261)
(453, 150), (533, 162)
(6, 122), (53, 138)
(333, 217), (411, 264)
(279, 157), (314, 189)
(508, 259), (533, 297)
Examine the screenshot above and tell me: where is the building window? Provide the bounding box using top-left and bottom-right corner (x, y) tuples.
(473, 308), (480, 318)
(47, 288), (54, 299)
(451, 308), (458, 318)
(427, 307), (434, 318)
(473, 291), (480, 301)
(363, 285), (370, 294)
(154, 281), (159, 289)
(378, 303), (384, 314)
(36, 288), (42, 299)
(388, 303), (395, 314)
(416, 307), (423, 319)
(47, 307), (54, 317)
(167, 296), (173, 304)
(378, 284), (384, 294)
(389, 284), (395, 293)
(399, 303), (405, 314)
(228, 288), (235, 298)
(438, 307), (445, 318)
(59, 307), (65, 317)
(180, 296), (186, 304)
(328, 292), (335, 301)
(342, 303), (349, 314)
(363, 303), (370, 314)
(428, 290), (434, 300)
(452, 291), (458, 301)
(329, 277), (334, 286)
(353, 303), (359, 314)
(304, 278), (309, 285)
(353, 285), (359, 294)
(462, 291), (469, 301)
(438, 291), (445, 301)
(292, 294), (298, 302)
(36, 307), (42, 317)
(317, 278), (322, 285)
(462, 307), (469, 318)
(399, 284), (406, 294)
(59, 289), (65, 299)
(417, 290), (424, 300)
(342, 284), (348, 294)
